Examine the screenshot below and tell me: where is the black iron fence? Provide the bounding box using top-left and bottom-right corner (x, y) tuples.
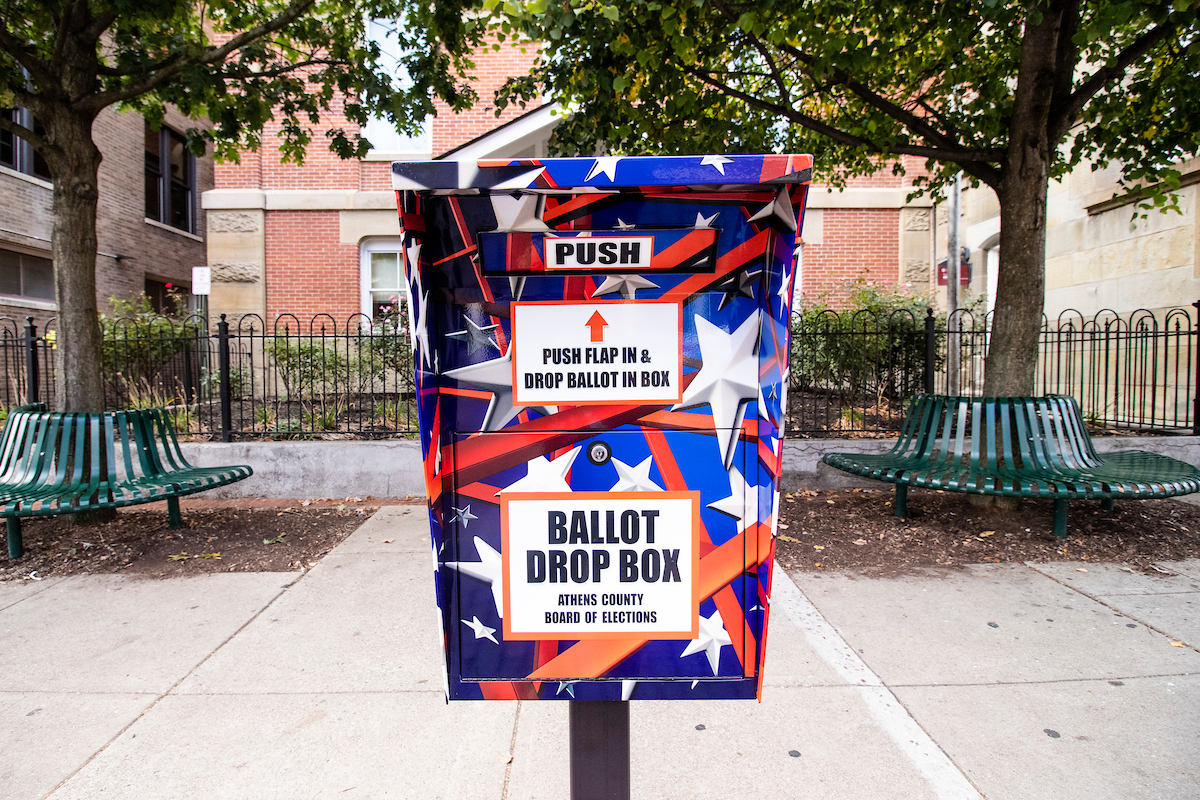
(3, 303), (1197, 440)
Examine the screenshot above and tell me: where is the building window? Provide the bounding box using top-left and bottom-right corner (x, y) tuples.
(363, 19), (431, 157)
(145, 122), (196, 233)
(0, 249), (55, 302)
(360, 240), (409, 319)
(0, 108), (52, 181)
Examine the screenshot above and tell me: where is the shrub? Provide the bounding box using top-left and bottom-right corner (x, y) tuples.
(101, 293), (203, 405)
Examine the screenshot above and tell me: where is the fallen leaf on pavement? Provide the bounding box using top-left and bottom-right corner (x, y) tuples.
(813, 545), (825, 550)
(778, 535), (799, 543)
(853, 539), (867, 546)
(382, 539), (394, 544)
(1170, 641), (1185, 647)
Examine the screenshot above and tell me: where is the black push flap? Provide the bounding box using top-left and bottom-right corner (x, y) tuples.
(479, 228), (718, 275)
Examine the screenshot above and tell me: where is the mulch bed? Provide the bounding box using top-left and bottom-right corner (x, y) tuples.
(0, 503), (381, 582)
(776, 488), (1200, 577)
(4, 489), (1200, 582)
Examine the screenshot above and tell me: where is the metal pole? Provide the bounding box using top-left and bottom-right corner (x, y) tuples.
(946, 174), (962, 396)
(570, 701), (630, 800)
(1192, 301), (1200, 435)
(23, 317), (39, 406)
(218, 314), (233, 443)
(924, 308), (936, 394)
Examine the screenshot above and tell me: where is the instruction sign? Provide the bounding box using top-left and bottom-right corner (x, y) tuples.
(511, 301), (683, 406)
(500, 492), (700, 640)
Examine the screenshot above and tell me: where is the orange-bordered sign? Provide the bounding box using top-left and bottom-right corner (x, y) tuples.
(500, 491), (701, 642)
(510, 300), (684, 407)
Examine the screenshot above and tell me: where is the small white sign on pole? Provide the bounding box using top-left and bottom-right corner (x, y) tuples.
(191, 266), (212, 296)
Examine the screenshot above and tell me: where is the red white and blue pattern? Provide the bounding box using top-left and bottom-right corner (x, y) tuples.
(394, 155), (812, 701)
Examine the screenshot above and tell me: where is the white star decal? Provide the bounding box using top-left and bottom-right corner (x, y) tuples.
(614, 218), (638, 231)
(748, 187), (798, 233)
(444, 349), (556, 432)
(413, 287), (431, 370)
(621, 680), (638, 701)
(609, 456), (664, 492)
(461, 616), (498, 644)
(777, 266), (793, 311)
(706, 464), (751, 531)
(585, 156), (622, 182)
(694, 211), (720, 229)
(447, 317), (500, 355)
(491, 193), (548, 231)
(445, 536), (504, 618)
(592, 274), (659, 300)
(700, 155), (734, 175)
(496, 447), (580, 494)
(674, 313), (761, 468)
(450, 505), (479, 528)
(680, 608), (732, 675)
(557, 681), (579, 697)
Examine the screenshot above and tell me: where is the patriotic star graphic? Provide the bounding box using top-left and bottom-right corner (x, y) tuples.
(776, 265), (793, 312)
(700, 155), (734, 175)
(447, 316), (500, 355)
(748, 187), (798, 233)
(609, 456), (664, 492)
(461, 616), (498, 644)
(674, 313), (761, 468)
(705, 462), (763, 532)
(444, 349), (556, 432)
(694, 211), (720, 229)
(592, 274), (659, 300)
(445, 536), (504, 618)
(556, 681), (580, 697)
(621, 680), (638, 701)
(496, 447), (580, 494)
(715, 267), (762, 311)
(614, 218), (638, 231)
(680, 608), (732, 676)
(490, 193), (548, 231)
(449, 505), (479, 528)
(585, 156), (622, 182)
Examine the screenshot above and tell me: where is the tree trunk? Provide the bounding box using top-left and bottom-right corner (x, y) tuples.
(50, 114), (106, 412)
(982, 3), (1063, 396)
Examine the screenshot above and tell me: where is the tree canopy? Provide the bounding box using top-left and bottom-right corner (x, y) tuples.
(494, 0), (1200, 393)
(0, 0), (484, 410)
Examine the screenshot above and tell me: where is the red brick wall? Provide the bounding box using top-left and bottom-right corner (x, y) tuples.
(263, 212), (358, 327)
(800, 208), (900, 309)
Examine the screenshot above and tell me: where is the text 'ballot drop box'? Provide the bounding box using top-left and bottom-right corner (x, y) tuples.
(393, 155), (811, 701)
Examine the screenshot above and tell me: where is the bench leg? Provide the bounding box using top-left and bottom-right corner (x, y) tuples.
(6, 517), (22, 560)
(1100, 497), (1114, 512)
(895, 485), (907, 518)
(1053, 499), (1068, 539)
(167, 496), (183, 529)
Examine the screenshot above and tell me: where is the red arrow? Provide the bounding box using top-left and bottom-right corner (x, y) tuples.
(585, 310), (608, 342)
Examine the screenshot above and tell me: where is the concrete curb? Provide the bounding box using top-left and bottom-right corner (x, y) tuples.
(181, 435), (1200, 499)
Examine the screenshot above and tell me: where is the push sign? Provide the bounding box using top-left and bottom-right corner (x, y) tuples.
(393, 154), (811, 702)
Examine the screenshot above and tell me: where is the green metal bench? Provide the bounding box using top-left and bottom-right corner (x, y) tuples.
(1, 404), (253, 559)
(821, 394), (1200, 538)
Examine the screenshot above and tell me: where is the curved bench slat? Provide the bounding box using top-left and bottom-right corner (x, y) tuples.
(1, 407), (253, 559)
(820, 394), (1200, 538)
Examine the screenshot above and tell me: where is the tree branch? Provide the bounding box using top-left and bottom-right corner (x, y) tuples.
(0, 23), (56, 90)
(0, 107), (50, 153)
(678, 61), (1004, 186)
(1049, 18), (1178, 141)
(84, 0), (318, 112)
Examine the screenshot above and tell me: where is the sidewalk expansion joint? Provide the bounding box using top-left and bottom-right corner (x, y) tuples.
(1022, 561), (1199, 652)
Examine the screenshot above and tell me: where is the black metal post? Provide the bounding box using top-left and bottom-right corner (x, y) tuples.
(924, 308), (936, 394)
(182, 336), (196, 404)
(23, 317), (39, 406)
(569, 701), (630, 800)
(218, 314), (233, 443)
(1193, 301), (1200, 435)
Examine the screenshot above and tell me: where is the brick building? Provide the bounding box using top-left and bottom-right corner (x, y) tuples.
(0, 105), (212, 333)
(203, 39), (934, 326)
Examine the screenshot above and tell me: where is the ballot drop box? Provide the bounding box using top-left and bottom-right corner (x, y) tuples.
(392, 155), (812, 701)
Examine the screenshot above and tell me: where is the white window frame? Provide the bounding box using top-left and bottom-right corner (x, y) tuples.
(360, 238), (410, 320)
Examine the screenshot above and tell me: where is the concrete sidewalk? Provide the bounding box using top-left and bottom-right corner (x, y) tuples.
(2, 507), (1198, 799)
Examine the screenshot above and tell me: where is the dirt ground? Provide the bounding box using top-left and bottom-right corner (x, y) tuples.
(3, 490), (1200, 582)
(775, 488), (1200, 577)
(0, 500), (392, 582)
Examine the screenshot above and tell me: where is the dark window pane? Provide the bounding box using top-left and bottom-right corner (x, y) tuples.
(145, 123), (163, 221)
(0, 110), (14, 169)
(23, 255), (54, 300)
(169, 180), (189, 229)
(30, 117), (50, 180)
(0, 251), (22, 295)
